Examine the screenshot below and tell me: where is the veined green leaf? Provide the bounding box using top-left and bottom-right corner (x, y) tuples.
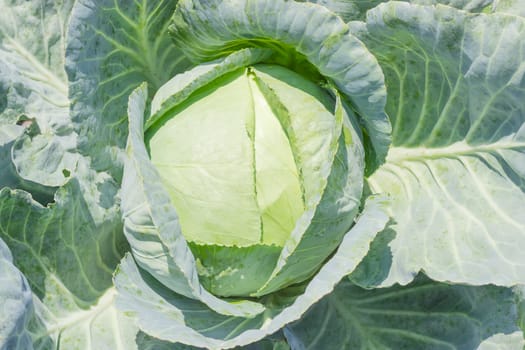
(66, 0), (191, 178)
(0, 0), (79, 187)
(0, 239), (33, 350)
(353, 2), (525, 287)
(0, 177), (130, 348)
(0, 0), (71, 125)
(298, 0), (383, 21)
(285, 275), (523, 350)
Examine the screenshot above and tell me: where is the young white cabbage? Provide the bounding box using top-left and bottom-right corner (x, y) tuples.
(147, 65), (345, 296)
(117, 0), (391, 341)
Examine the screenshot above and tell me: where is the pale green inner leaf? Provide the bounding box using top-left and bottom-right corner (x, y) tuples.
(147, 65), (335, 248)
(148, 69), (302, 246)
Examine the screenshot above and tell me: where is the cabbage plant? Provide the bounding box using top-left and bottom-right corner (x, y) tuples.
(132, 61), (368, 299)
(1, 0), (525, 349)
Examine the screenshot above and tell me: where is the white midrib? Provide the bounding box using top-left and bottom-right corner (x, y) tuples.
(386, 140), (525, 163)
(5, 36), (68, 95)
(40, 288), (118, 340)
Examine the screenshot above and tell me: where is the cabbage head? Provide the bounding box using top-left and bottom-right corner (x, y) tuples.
(146, 63), (363, 297)
(117, 0), (390, 347)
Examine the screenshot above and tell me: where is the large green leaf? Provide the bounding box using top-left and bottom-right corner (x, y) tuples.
(1, 1), (194, 344)
(0, 2), (142, 346)
(0, 0), (80, 187)
(0, 239), (33, 350)
(0, 0), (72, 125)
(0, 179), (133, 348)
(285, 275), (524, 349)
(352, 2), (525, 287)
(66, 0), (191, 177)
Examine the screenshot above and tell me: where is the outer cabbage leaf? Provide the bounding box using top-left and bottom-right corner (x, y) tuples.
(2, 0), (192, 187)
(1, 1), (195, 346)
(0, 0), (118, 251)
(66, 0), (191, 177)
(1, 122), (66, 207)
(284, 275), (524, 349)
(0, 0), (79, 187)
(0, 182), (137, 349)
(351, 2), (525, 287)
(169, 0), (391, 173)
(0, 239), (33, 350)
(1, 2), (136, 345)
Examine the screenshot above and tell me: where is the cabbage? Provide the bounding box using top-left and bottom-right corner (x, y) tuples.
(1, 0), (524, 349)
